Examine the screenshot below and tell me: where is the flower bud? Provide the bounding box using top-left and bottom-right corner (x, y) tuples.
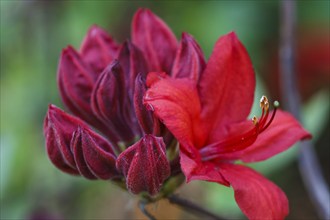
(134, 74), (153, 134)
(71, 126), (119, 180)
(91, 61), (135, 142)
(44, 105), (118, 180)
(172, 33), (206, 82)
(44, 105), (86, 174)
(57, 46), (112, 135)
(132, 9), (178, 73)
(80, 25), (119, 74)
(116, 135), (171, 195)
(58, 46), (96, 122)
(118, 41), (148, 94)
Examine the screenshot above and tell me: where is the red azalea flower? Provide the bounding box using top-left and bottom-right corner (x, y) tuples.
(44, 9), (183, 196)
(44, 7), (311, 218)
(144, 32), (312, 219)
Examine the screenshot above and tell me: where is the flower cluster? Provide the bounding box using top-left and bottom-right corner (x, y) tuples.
(44, 8), (311, 219)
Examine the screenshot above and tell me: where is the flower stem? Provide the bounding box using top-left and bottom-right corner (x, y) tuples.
(167, 194), (227, 220)
(138, 200), (157, 220)
(279, 0), (330, 219)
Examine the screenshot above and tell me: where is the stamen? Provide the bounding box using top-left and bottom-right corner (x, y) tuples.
(258, 106), (269, 129)
(200, 96), (280, 161)
(252, 116), (258, 125)
(200, 121), (260, 159)
(260, 100), (279, 133)
(258, 96), (273, 128)
(260, 96), (269, 110)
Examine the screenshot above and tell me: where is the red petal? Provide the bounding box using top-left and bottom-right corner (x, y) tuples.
(240, 110), (312, 162)
(219, 164), (289, 220)
(180, 152), (229, 186)
(146, 71), (168, 87)
(132, 9), (178, 73)
(144, 73), (205, 153)
(80, 25), (119, 74)
(172, 33), (206, 82)
(198, 32), (255, 144)
(71, 127), (119, 180)
(116, 135), (170, 195)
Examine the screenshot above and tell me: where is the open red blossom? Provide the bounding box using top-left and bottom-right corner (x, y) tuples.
(145, 32), (312, 219)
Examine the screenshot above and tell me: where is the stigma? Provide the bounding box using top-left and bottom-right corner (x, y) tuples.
(200, 95), (279, 161)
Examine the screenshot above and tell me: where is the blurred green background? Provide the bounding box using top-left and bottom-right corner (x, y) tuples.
(1, 1), (329, 219)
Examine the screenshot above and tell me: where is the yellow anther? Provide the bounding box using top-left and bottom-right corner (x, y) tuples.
(265, 101), (269, 110)
(252, 116), (258, 125)
(260, 96), (269, 110)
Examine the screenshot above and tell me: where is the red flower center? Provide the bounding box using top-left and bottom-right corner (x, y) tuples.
(200, 96), (279, 161)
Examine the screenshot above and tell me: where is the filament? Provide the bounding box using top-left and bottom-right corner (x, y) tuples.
(200, 96), (279, 161)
